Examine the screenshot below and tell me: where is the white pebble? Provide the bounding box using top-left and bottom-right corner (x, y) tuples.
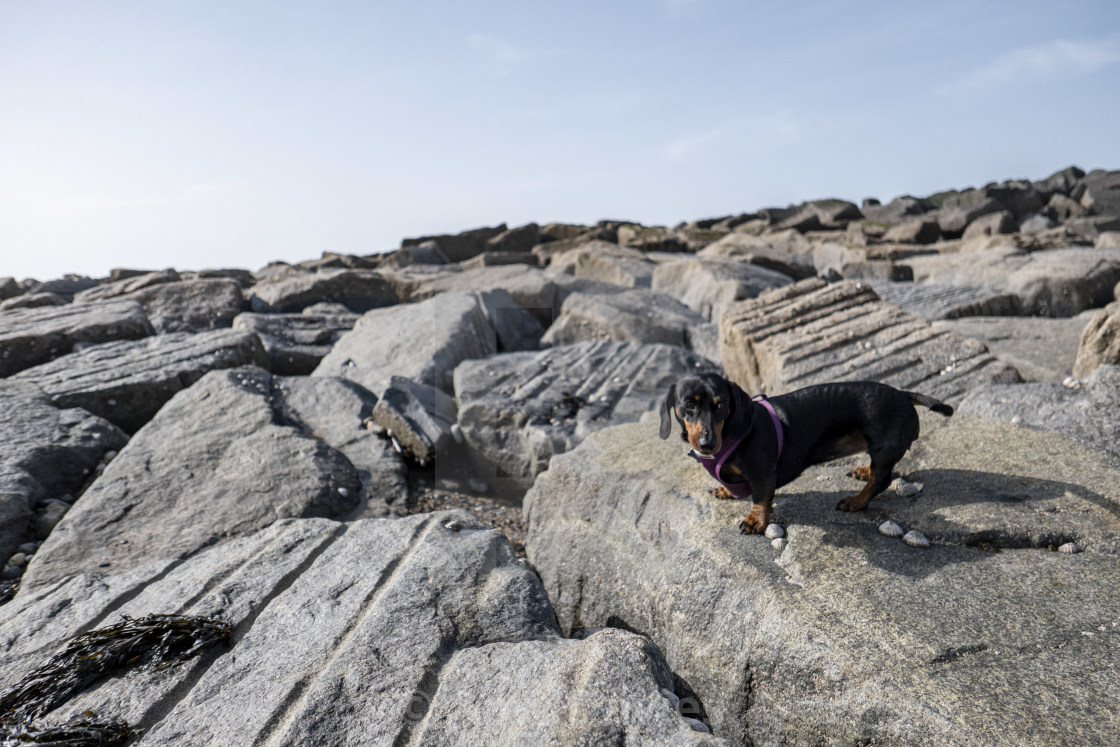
(771, 537), (787, 551)
(1058, 542), (1082, 554)
(878, 520), (905, 538)
(8, 553), (27, 567)
(107, 399), (117, 407)
(890, 477), (921, 497)
(902, 530), (930, 548)
(450, 423), (464, 443)
(1011, 416), (1022, 425)
(337, 487), (349, 498)
(764, 523), (784, 539)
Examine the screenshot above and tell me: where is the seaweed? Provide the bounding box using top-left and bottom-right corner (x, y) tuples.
(0, 614), (231, 745)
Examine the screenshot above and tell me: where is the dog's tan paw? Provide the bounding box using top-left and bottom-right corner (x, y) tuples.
(835, 495), (871, 512)
(709, 485), (734, 500)
(738, 512), (768, 534)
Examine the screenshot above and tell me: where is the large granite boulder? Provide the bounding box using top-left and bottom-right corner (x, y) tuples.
(73, 269), (181, 303)
(697, 230), (816, 279)
(0, 513), (719, 744)
(117, 278), (245, 333)
(866, 280), (1020, 320)
(932, 313), (1096, 382)
(548, 241), (657, 288)
(0, 382), (127, 564)
(410, 265), (561, 326)
(232, 307), (359, 375)
(719, 279), (1020, 404)
(1077, 168), (1120, 216)
(20, 366), (361, 591)
(652, 257), (793, 322)
(0, 276), (18, 301)
(402, 223), (508, 262)
(10, 329), (270, 433)
(248, 268), (401, 313)
(525, 412), (1120, 744)
(1073, 301), (1120, 378)
(0, 301), (153, 377)
(901, 246), (1120, 317)
(0, 292), (68, 311)
(454, 341), (718, 486)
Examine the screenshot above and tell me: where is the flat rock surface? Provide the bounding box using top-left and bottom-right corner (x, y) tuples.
(73, 269), (182, 303)
(454, 341), (718, 486)
(232, 309), (358, 375)
(249, 268), (401, 313)
(11, 329), (270, 433)
(651, 257), (793, 322)
(548, 241), (657, 288)
(119, 278), (245, 333)
(931, 313), (1094, 382)
(0, 300), (153, 377)
(866, 279), (1020, 320)
(410, 265), (561, 325)
(524, 413), (1120, 745)
(20, 366), (361, 591)
(0, 514), (720, 745)
(719, 279), (1021, 404)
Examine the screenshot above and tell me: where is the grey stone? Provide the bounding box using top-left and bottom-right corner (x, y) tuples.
(249, 268), (401, 313)
(651, 257), (793, 322)
(1, 513), (718, 745)
(378, 240), (451, 269)
(1074, 301), (1120, 378)
(73, 269), (181, 303)
(454, 341), (718, 485)
(32, 498), (72, 540)
(616, 224), (690, 253)
(477, 288), (545, 352)
(0, 292), (68, 311)
(549, 241), (657, 287)
(20, 366), (361, 591)
(698, 230), (816, 279)
(117, 278), (244, 333)
(10, 330), (272, 433)
(232, 309), (358, 375)
(1019, 212), (1056, 234)
(881, 218), (941, 244)
(27, 274), (99, 298)
(861, 195), (928, 225)
(718, 279), (1021, 405)
(960, 366), (1120, 463)
(932, 313), (1095, 382)
(1097, 231), (1120, 250)
(865, 280), (1020, 320)
(0, 276), (18, 301)
(960, 211), (1017, 240)
(902, 246), (1120, 317)
(486, 222), (540, 253)
(459, 250), (540, 269)
(402, 223), (508, 262)
(0, 381), (127, 563)
(187, 268), (258, 287)
(524, 412), (1120, 745)
(0, 300), (153, 377)
(1063, 215), (1120, 244)
(811, 243), (914, 281)
(929, 189), (1005, 236)
(1078, 169), (1120, 216)
(1046, 193), (1087, 223)
(411, 265), (561, 326)
(313, 291), (499, 396)
(371, 376), (457, 468)
(539, 222), (589, 242)
(1034, 165), (1085, 197)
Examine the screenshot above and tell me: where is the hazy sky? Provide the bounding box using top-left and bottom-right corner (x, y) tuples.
(2, 1), (1119, 281)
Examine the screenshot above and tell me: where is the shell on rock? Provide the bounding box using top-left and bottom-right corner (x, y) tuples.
(890, 477), (922, 497)
(764, 523), (785, 539)
(1058, 542), (1082, 554)
(771, 537), (788, 551)
(902, 530), (930, 548)
(878, 520), (905, 538)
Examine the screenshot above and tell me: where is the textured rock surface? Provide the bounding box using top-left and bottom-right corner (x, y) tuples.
(697, 230), (816, 278)
(525, 413), (1120, 745)
(1073, 300), (1120, 378)
(0, 301), (153, 377)
(549, 241), (657, 288)
(73, 269), (182, 303)
(119, 278), (245, 333)
(370, 376), (457, 468)
(249, 268), (401, 313)
(455, 341), (718, 485)
(719, 279), (1021, 404)
(866, 279), (1021, 320)
(410, 265), (562, 326)
(232, 308), (358, 374)
(651, 257), (793, 322)
(0, 382), (127, 562)
(21, 366), (361, 590)
(931, 313), (1094, 382)
(11, 329), (270, 432)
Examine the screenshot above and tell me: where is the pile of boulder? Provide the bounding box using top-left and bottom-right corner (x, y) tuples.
(3, 165), (1120, 744)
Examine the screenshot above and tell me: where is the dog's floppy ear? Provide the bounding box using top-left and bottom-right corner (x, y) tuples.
(723, 379), (755, 441)
(658, 382), (677, 439)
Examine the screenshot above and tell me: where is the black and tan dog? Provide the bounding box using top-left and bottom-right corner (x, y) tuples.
(659, 373), (952, 533)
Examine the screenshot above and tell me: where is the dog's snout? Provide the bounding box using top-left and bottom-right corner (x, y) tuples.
(697, 432), (717, 452)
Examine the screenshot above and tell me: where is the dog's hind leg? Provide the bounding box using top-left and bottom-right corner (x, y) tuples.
(836, 445), (903, 511)
(847, 464), (872, 482)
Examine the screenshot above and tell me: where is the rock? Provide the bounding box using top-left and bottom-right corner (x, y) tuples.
(540, 288), (718, 361)
(698, 230), (816, 279)
(114, 278), (244, 333)
(477, 288), (545, 352)
(249, 268), (401, 313)
(370, 376), (458, 468)
(539, 222), (588, 242)
(651, 257), (793, 322)
(411, 265), (562, 326)
(378, 240), (451, 269)
(73, 269), (181, 303)
(402, 223), (508, 263)
(188, 267), (258, 287)
(928, 189), (1007, 236)
(0, 300), (153, 377)
(459, 250), (540, 269)
(902, 246), (1120, 317)
(0, 513), (718, 745)
(0, 381), (127, 563)
(32, 498), (72, 540)
(232, 308), (359, 375)
(524, 411), (1120, 744)
(933, 313), (1096, 382)
(27, 274), (99, 298)
(1019, 212), (1056, 234)
(11, 330), (271, 433)
(1074, 301), (1120, 378)
(1097, 232), (1120, 250)
(882, 218), (941, 244)
(485, 222), (540, 254)
(811, 242), (913, 281)
(271, 376), (409, 518)
(719, 279), (1020, 404)
(1035, 165), (1085, 197)
(0, 276), (18, 301)
(1063, 215), (1120, 244)
(20, 366), (361, 591)
(0, 292), (69, 311)
(549, 241), (657, 288)
(1046, 193), (1087, 223)
(764, 523), (784, 539)
(959, 365), (1120, 462)
(960, 211), (1017, 241)
(617, 224), (690, 253)
(313, 291), (500, 396)
(1077, 169), (1120, 216)
(862, 195), (928, 225)
(1058, 542), (1082, 554)
(866, 280), (1020, 320)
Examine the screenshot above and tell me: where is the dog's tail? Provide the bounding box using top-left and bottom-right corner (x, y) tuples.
(907, 391), (953, 417)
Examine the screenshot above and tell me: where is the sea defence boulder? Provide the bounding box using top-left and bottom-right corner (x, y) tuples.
(524, 412), (1120, 745)
(232, 307), (359, 375)
(651, 257), (793, 322)
(102, 278), (245, 334)
(866, 279), (1020, 320)
(931, 313), (1095, 383)
(248, 268), (401, 313)
(1073, 300), (1120, 378)
(718, 279), (1021, 404)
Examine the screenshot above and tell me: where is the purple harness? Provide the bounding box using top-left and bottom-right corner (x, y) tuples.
(692, 395), (784, 499)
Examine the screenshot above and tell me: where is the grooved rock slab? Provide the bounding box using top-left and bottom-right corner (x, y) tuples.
(0, 382), (127, 562)
(524, 414), (1120, 745)
(454, 341), (718, 484)
(248, 269), (401, 313)
(651, 257), (793, 322)
(0, 301), (153, 377)
(901, 246), (1120, 316)
(232, 309), (358, 375)
(119, 278), (245, 333)
(931, 313), (1095, 382)
(1074, 301), (1120, 378)
(718, 279), (1020, 404)
(0, 514), (719, 745)
(866, 279), (1020, 320)
(20, 366), (360, 591)
(11, 330), (270, 433)
(313, 291), (501, 395)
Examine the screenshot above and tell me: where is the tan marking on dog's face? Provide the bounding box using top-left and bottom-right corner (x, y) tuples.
(684, 419), (703, 451)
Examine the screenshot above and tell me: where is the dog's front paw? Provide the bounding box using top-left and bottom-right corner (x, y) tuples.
(835, 495), (871, 512)
(709, 485), (734, 500)
(738, 512), (767, 534)
(847, 465), (872, 482)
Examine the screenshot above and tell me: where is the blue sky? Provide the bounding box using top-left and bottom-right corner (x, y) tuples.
(2, 0), (1119, 280)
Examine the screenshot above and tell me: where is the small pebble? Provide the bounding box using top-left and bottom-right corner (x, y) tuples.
(684, 718), (710, 734)
(771, 537), (787, 551)
(1, 565), (21, 580)
(890, 477), (921, 497)
(107, 399), (117, 407)
(450, 423), (464, 444)
(8, 553), (27, 567)
(660, 688), (680, 709)
(103, 450), (118, 462)
(17, 542), (37, 555)
(764, 523), (785, 539)
(1058, 542), (1082, 554)
(878, 520), (905, 538)
(1011, 416), (1022, 425)
(902, 530), (930, 548)
(337, 487), (349, 498)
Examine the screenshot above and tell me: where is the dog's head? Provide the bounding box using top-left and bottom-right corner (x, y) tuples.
(658, 373), (753, 456)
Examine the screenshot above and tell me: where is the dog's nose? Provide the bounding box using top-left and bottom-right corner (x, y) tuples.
(698, 433), (716, 452)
